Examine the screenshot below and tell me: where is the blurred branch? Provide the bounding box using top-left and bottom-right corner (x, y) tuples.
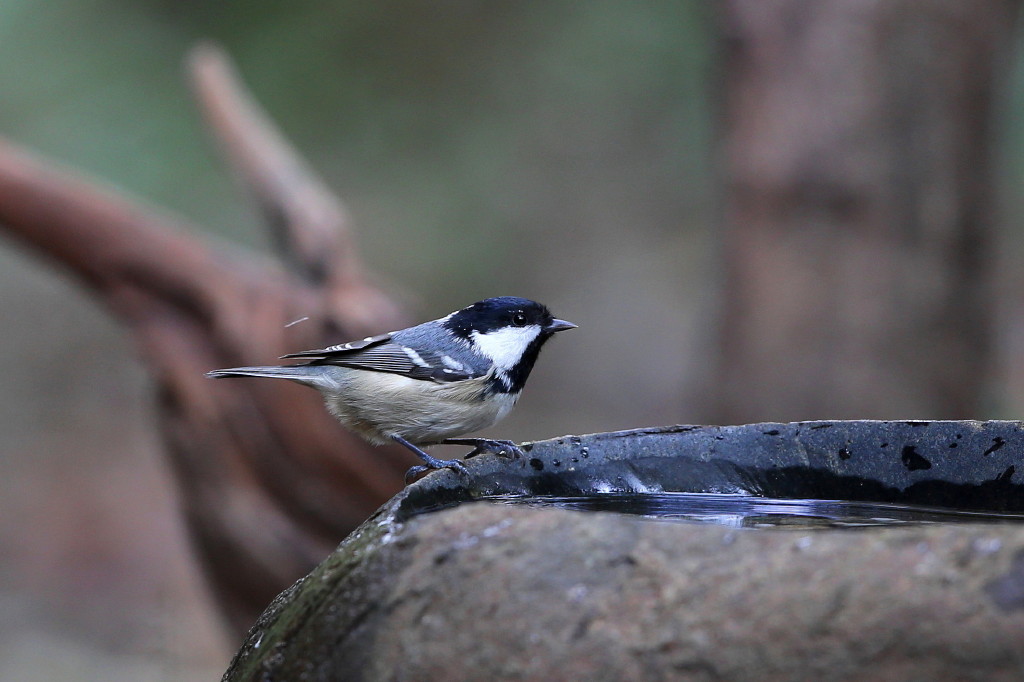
(188, 42), (398, 332)
(0, 138), (227, 313)
(0, 43), (415, 637)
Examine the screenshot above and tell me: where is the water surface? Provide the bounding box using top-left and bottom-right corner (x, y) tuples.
(479, 492), (1024, 529)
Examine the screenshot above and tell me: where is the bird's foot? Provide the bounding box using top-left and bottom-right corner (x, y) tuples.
(403, 454), (470, 484)
(393, 435), (470, 483)
(442, 438), (527, 461)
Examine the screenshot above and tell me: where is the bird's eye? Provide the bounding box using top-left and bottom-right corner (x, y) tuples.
(512, 312), (528, 326)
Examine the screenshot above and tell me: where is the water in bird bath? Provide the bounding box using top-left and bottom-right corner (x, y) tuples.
(396, 422), (1024, 529)
(475, 492), (1024, 529)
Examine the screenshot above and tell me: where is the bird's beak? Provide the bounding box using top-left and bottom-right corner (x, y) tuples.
(547, 319), (578, 333)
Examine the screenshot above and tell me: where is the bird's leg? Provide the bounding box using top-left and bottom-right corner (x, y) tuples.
(441, 438), (527, 461)
(393, 435), (470, 483)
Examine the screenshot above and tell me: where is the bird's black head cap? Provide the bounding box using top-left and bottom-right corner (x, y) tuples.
(443, 296), (555, 339)
(443, 297), (575, 394)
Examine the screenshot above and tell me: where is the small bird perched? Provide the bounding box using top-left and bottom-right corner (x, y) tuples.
(206, 296), (576, 481)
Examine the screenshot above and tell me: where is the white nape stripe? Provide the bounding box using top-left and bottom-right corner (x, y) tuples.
(402, 347), (431, 368)
(470, 325), (542, 370)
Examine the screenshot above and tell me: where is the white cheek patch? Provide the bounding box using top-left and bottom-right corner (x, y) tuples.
(470, 325), (542, 370)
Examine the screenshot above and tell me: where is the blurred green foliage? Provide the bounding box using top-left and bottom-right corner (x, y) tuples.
(0, 0), (713, 309)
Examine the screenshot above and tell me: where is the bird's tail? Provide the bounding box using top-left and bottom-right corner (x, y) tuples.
(205, 365), (329, 387)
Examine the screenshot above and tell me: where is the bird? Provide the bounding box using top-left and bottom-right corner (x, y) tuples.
(206, 296), (576, 481)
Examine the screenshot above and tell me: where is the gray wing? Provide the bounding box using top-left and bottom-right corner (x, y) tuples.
(280, 332), (394, 359)
(281, 332), (483, 383)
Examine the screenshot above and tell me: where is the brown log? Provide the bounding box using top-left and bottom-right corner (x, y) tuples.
(710, 0), (1018, 423)
(0, 45), (415, 636)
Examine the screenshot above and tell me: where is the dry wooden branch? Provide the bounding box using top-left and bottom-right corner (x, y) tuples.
(0, 45), (416, 636)
(188, 43), (399, 331)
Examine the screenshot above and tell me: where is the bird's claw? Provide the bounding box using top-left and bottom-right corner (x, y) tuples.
(404, 465), (429, 484)
(403, 438), (525, 483)
(445, 438), (526, 460)
(404, 458), (470, 484)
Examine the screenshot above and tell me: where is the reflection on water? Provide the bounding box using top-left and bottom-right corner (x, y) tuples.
(480, 492), (1024, 529)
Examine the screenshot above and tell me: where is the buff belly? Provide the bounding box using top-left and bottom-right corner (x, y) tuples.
(319, 368), (519, 445)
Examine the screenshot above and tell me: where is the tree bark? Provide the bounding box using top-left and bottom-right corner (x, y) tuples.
(711, 0), (1018, 423)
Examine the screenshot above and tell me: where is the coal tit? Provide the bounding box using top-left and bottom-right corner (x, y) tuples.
(206, 296), (576, 481)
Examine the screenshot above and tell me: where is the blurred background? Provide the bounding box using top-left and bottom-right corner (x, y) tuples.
(1, 1), (1023, 679)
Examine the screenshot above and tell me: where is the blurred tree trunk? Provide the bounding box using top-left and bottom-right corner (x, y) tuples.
(710, 0), (1019, 423)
